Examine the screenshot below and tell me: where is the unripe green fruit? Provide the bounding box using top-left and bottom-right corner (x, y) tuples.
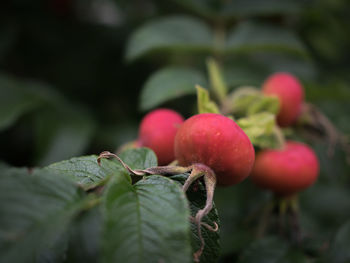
(174, 113), (255, 186)
(251, 141), (319, 196)
(138, 108), (184, 165)
(262, 72), (304, 127)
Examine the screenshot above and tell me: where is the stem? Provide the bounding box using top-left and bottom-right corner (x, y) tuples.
(183, 164), (217, 262)
(190, 216), (219, 232)
(278, 197), (288, 237)
(144, 165), (192, 176)
(98, 151), (192, 176)
(168, 159), (179, 166)
(195, 167), (216, 224)
(82, 195), (102, 211)
(288, 195), (302, 245)
(212, 21), (226, 62)
(98, 152), (218, 262)
(256, 201), (274, 238)
(183, 166), (204, 192)
(300, 103), (350, 162)
(274, 126), (286, 150)
(98, 151), (144, 175)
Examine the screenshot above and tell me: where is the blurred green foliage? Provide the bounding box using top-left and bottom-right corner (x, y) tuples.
(1, 0), (350, 262)
(1, 0), (349, 165)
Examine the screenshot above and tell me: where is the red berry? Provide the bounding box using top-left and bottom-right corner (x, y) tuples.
(251, 141), (319, 196)
(174, 113), (255, 186)
(262, 72), (304, 127)
(138, 109), (184, 165)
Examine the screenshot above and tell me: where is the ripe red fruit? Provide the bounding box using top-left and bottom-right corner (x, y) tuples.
(138, 109), (184, 165)
(262, 72), (304, 127)
(251, 141), (319, 196)
(174, 113), (255, 186)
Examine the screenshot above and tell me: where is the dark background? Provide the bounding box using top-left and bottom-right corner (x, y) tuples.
(1, 0), (349, 167)
(0, 0), (349, 262)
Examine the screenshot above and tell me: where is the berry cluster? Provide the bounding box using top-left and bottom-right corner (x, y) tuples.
(109, 72), (320, 261)
(136, 72), (319, 197)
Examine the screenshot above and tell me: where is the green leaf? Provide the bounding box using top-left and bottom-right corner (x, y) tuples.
(43, 148), (156, 190)
(167, 0), (217, 19)
(224, 87), (279, 116)
(207, 58), (227, 103)
(222, 55), (316, 89)
(306, 82), (350, 103)
(118, 147), (158, 170)
(0, 162), (29, 174)
(223, 61), (269, 88)
(326, 221), (350, 263)
(0, 168), (88, 262)
(196, 85), (220, 114)
(0, 73), (67, 132)
(170, 0), (301, 20)
(34, 106), (95, 166)
(126, 16), (213, 61)
(66, 207), (102, 263)
(140, 67), (207, 111)
(43, 155), (126, 190)
(0, 73), (95, 165)
(224, 87), (261, 116)
(253, 53), (317, 81)
(226, 22), (307, 56)
(247, 96), (280, 115)
(102, 174), (191, 263)
(238, 236), (289, 263)
(0, 74), (43, 131)
(237, 112), (275, 137)
(171, 174), (221, 263)
(222, 0), (302, 17)
(237, 112), (283, 149)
